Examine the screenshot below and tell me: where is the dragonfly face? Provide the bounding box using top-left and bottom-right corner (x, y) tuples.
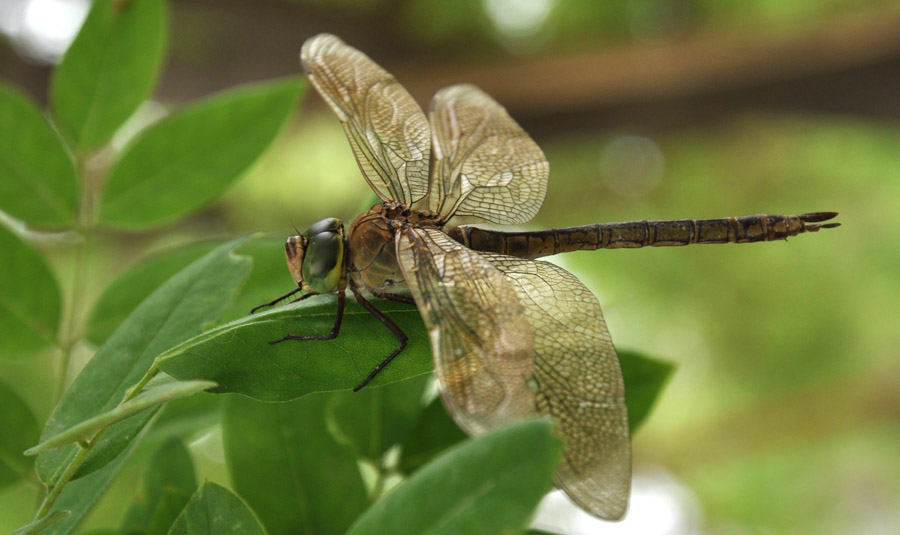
(261, 32), (837, 521)
(284, 217), (345, 294)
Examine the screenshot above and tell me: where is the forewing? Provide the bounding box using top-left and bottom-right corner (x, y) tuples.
(395, 228), (535, 434)
(421, 84), (549, 224)
(301, 34), (431, 206)
(483, 254), (631, 520)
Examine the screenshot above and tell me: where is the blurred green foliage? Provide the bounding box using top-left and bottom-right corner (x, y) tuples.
(1, 0), (899, 533)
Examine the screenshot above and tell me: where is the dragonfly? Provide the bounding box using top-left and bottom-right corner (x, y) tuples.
(257, 33), (839, 521)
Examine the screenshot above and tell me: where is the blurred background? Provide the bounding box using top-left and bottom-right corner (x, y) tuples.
(2, 0), (899, 533)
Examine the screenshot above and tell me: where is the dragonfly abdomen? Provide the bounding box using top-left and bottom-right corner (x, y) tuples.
(450, 212), (839, 259)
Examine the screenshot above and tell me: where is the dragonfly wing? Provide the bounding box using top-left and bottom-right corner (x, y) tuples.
(422, 84), (549, 224)
(482, 253), (631, 520)
(301, 34), (431, 206)
(397, 228), (630, 520)
(396, 227), (536, 434)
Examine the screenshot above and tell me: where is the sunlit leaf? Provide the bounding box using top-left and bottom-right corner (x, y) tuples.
(619, 349), (675, 433)
(26, 375), (215, 455)
(167, 483), (268, 535)
(158, 295), (431, 401)
(0, 82), (78, 227)
(121, 438), (197, 535)
(50, 0), (166, 150)
(98, 79), (304, 229)
(223, 394), (367, 535)
(0, 224), (61, 356)
(0, 382), (40, 489)
(347, 419), (562, 535)
(35, 237), (253, 484)
(327, 374), (431, 462)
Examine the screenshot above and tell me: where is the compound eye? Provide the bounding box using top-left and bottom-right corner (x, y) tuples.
(304, 217), (342, 237)
(302, 230), (343, 293)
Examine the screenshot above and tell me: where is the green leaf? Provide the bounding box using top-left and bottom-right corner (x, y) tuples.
(0, 382), (40, 488)
(167, 482), (268, 535)
(347, 419), (562, 535)
(399, 397), (468, 475)
(619, 349), (675, 433)
(122, 438), (197, 535)
(40, 424), (148, 534)
(0, 82), (78, 227)
(398, 350), (672, 473)
(26, 375), (215, 455)
(35, 237), (253, 484)
(327, 374), (431, 462)
(98, 79), (304, 229)
(9, 511), (70, 535)
(85, 237), (289, 346)
(158, 295), (431, 401)
(50, 0), (166, 151)
(0, 224), (62, 356)
(85, 242), (218, 345)
(223, 393), (367, 535)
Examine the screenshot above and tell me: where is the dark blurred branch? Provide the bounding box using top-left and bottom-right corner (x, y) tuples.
(4, 1), (900, 135)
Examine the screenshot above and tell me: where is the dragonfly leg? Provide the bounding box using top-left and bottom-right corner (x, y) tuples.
(371, 290), (415, 305)
(352, 290), (409, 391)
(250, 287), (311, 314)
(269, 290), (345, 343)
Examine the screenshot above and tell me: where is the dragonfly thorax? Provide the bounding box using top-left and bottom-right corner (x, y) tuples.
(347, 203), (441, 293)
(285, 217), (346, 294)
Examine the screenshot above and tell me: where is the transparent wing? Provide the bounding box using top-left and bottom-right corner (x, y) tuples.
(397, 228), (630, 520)
(301, 33), (431, 206)
(396, 227), (536, 434)
(482, 253), (631, 521)
(420, 84), (549, 224)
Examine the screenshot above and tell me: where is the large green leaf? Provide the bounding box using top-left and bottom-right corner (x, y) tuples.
(158, 295), (431, 401)
(98, 79), (304, 229)
(0, 382), (40, 489)
(619, 349), (675, 433)
(347, 419), (562, 535)
(50, 0), (166, 151)
(35, 237), (253, 485)
(121, 438), (197, 535)
(27, 375), (216, 455)
(167, 483), (268, 535)
(223, 393), (368, 535)
(327, 374), (431, 462)
(85, 237), (289, 346)
(84, 242), (218, 345)
(0, 224), (62, 356)
(0, 82), (78, 227)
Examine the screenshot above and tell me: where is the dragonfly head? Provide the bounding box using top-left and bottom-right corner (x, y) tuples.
(285, 217), (345, 294)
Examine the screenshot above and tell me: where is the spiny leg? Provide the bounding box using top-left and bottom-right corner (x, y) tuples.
(352, 290), (409, 392)
(251, 287), (306, 314)
(371, 290), (415, 305)
(269, 289), (345, 343)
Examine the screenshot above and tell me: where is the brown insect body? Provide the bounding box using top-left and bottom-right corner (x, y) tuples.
(259, 33), (839, 522)
(347, 202), (443, 293)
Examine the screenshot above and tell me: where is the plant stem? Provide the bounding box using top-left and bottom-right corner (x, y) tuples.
(54, 234), (89, 403)
(33, 359), (162, 519)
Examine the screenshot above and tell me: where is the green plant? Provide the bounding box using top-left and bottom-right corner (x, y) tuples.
(0, 1), (672, 534)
